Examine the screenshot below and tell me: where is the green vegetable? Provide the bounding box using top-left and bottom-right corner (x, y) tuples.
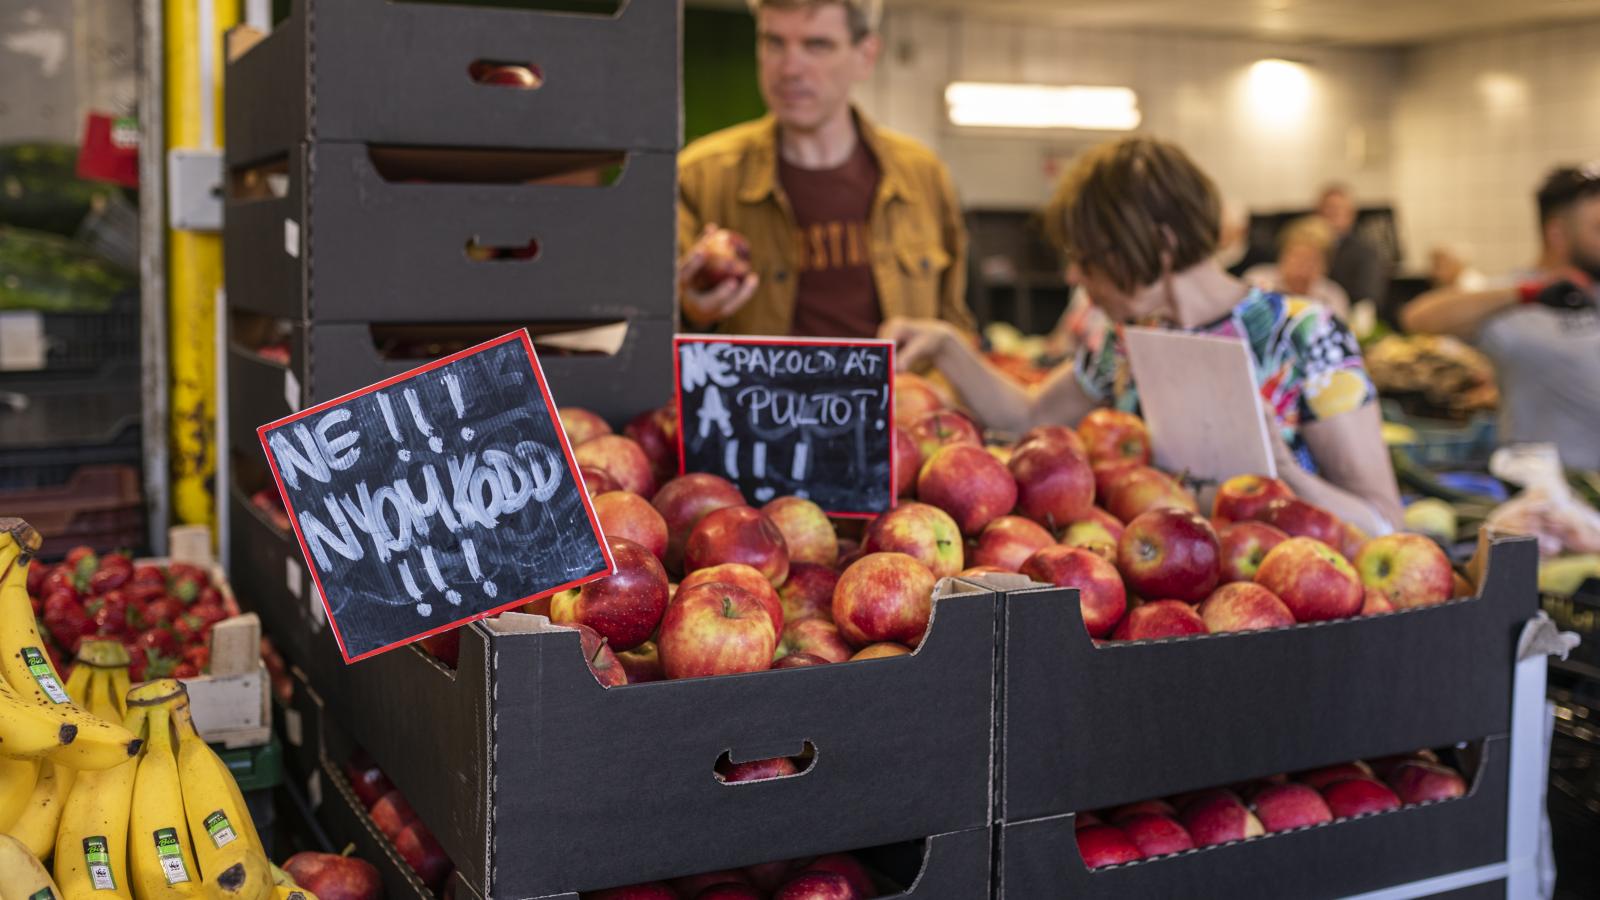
(0, 226), (134, 312)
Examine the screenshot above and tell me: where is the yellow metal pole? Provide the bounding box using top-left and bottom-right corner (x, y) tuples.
(164, 0), (237, 527)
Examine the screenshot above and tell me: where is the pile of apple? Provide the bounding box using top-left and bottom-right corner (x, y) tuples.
(1074, 749), (1472, 868)
(342, 752), (454, 891)
(580, 847), (883, 899)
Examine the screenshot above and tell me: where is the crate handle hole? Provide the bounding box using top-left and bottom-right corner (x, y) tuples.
(469, 60), (544, 90)
(464, 237), (541, 262)
(714, 743), (817, 785)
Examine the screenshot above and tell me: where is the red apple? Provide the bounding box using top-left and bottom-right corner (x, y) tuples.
(1320, 777), (1401, 817)
(1387, 761), (1468, 804)
(1355, 533), (1453, 609)
(418, 629), (461, 668)
(672, 872), (752, 896)
(571, 537), (670, 651)
(369, 790), (416, 840)
(1117, 508), (1220, 604)
(678, 563), (784, 642)
(893, 426), (921, 497)
(1075, 812), (1103, 829)
(773, 652), (828, 669)
(776, 618), (852, 664)
(1212, 475), (1295, 524)
(573, 623), (627, 687)
(1251, 783), (1333, 832)
(652, 473), (748, 573)
(908, 409), (982, 461)
(774, 873), (853, 900)
(850, 642), (910, 660)
(863, 502), (963, 578)
(1361, 586), (1395, 616)
(689, 228), (753, 293)
(341, 754), (394, 809)
(1217, 521), (1289, 584)
(1255, 537), (1363, 622)
(1007, 438), (1096, 530)
(1019, 546), (1127, 638)
(1180, 791), (1265, 846)
(972, 516), (1055, 572)
(1105, 467), (1198, 524)
(696, 885), (763, 900)
(1369, 751), (1440, 780)
(1112, 599), (1208, 640)
(832, 553), (935, 649)
(625, 406), (680, 485)
(594, 491), (669, 562)
(283, 851), (383, 900)
(1076, 824), (1144, 868)
(588, 885), (679, 900)
(657, 582), (776, 679)
(615, 641), (664, 684)
(1198, 582), (1295, 633)
(473, 63), (541, 88)
(716, 755), (798, 783)
(581, 465), (622, 497)
(745, 860), (809, 893)
(918, 445), (1018, 536)
(1257, 498), (1345, 547)
(893, 373), (946, 426)
(1092, 459), (1140, 501)
(1118, 813), (1195, 857)
(778, 563), (838, 624)
(958, 565), (1011, 578)
(1109, 799), (1179, 822)
(394, 820), (451, 889)
(1077, 409), (1151, 465)
(1296, 761), (1375, 790)
(800, 855), (876, 898)
(761, 496), (838, 568)
(1020, 424), (1089, 459)
(575, 435), (658, 499)
(1066, 508), (1126, 544)
(685, 506), (790, 587)
(558, 407), (612, 446)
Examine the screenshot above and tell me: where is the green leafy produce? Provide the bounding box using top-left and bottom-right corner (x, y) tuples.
(0, 226), (134, 312)
(0, 143), (118, 237)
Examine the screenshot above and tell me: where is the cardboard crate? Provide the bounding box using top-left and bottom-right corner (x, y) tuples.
(226, 315), (674, 436)
(223, 0), (680, 165)
(226, 487), (326, 676)
(297, 582), (997, 898)
(979, 535), (1539, 823)
(995, 737), (1512, 900)
(223, 142), (675, 323)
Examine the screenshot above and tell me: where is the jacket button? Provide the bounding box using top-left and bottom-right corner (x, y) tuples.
(776, 271), (789, 283)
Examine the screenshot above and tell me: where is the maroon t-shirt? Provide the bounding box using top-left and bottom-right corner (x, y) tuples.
(778, 139), (882, 338)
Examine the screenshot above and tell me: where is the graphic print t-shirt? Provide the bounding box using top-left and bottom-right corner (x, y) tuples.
(779, 139), (882, 338)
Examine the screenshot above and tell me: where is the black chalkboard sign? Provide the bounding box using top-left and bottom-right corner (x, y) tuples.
(673, 336), (895, 516)
(258, 331), (613, 662)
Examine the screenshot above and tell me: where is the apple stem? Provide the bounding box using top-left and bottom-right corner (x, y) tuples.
(722, 595), (736, 618)
(341, 842), (356, 858)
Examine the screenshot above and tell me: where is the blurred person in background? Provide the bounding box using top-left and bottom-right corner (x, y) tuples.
(1402, 166), (1600, 470)
(1427, 242), (1488, 291)
(1244, 216), (1352, 318)
(884, 137), (1402, 534)
(1317, 182), (1389, 308)
(676, 0), (973, 338)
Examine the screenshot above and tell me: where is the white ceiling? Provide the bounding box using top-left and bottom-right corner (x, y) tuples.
(696, 0), (1600, 46)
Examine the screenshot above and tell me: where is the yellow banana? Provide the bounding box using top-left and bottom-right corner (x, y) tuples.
(269, 889), (315, 900)
(171, 704), (271, 900)
(6, 760), (73, 861)
(54, 705), (145, 899)
(197, 842), (274, 900)
(0, 681), (79, 759)
(0, 755), (40, 832)
(128, 687), (201, 898)
(76, 642), (131, 725)
(86, 670), (122, 733)
(0, 832), (62, 900)
(63, 665), (92, 708)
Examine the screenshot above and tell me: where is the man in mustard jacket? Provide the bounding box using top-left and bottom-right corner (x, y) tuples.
(677, 0), (974, 338)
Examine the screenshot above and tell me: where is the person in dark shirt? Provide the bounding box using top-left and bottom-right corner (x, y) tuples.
(1317, 183), (1388, 308)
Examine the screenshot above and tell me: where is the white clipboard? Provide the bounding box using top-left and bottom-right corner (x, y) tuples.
(1121, 327), (1277, 483)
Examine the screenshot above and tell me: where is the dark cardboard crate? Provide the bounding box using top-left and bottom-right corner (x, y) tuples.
(224, 0), (680, 165)
(222, 142), (676, 323)
(981, 535), (1538, 823)
(995, 736), (1512, 900)
(228, 485), (325, 672)
(298, 583), (998, 899)
(316, 757), (443, 900)
(226, 314), (675, 438)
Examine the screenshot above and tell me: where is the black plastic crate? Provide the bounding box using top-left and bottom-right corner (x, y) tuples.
(0, 290), (140, 380)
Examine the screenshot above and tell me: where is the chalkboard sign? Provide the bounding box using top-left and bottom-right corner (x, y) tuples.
(258, 331), (613, 663)
(674, 336), (894, 516)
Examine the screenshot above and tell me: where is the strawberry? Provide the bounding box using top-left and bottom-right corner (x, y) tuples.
(88, 565), (130, 596)
(182, 644), (210, 672)
(44, 605), (92, 655)
(172, 612), (207, 646)
(167, 563), (210, 599)
(42, 589), (82, 622)
(40, 568), (78, 601)
(141, 597), (182, 629)
(26, 561), (52, 598)
(196, 586), (225, 609)
(99, 553), (132, 571)
(127, 645), (150, 682)
(141, 650), (177, 681)
(90, 591), (130, 637)
(172, 662), (200, 679)
(63, 546), (96, 568)
(135, 627), (178, 659)
(130, 565), (166, 589)
(29, 591), (41, 618)
(188, 602), (229, 630)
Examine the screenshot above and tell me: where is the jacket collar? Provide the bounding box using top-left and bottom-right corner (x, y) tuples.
(737, 107), (909, 205)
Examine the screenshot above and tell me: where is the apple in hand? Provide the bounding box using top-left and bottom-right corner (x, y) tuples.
(657, 582), (777, 679)
(776, 618), (852, 664)
(893, 373), (946, 426)
(909, 409), (982, 461)
(1251, 783), (1333, 832)
(573, 623), (627, 687)
(575, 435), (658, 499)
(1077, 409), (1151, 466)
(1105, 466), (1198, 524)
(594, 491), (669, 562)
(571, 537), (670, 651)
(1213, 475), (1294, 524)
(918, 445), (1018, 535)
(893, 426), (921, 497)
(1009, 438), (1096, 530)
(1118, 813), (1194, 857)
(801, 855), (877, 898)
(1117, 508), (1221, 604)
(652, 473), (748, 574)
(1355, 533), (1453, 609)
(690, 228), (753, 293)
(864, 502), (964, 578)
(1198, 582), (1295, 633)
(1255, 537), (1363, 622)
(678, 563), (784, 642)
(779, 563), (839, 623)
(282, 851), (383, 900)
(762, 497), (838, 567)
(1218, 521), (1289, 584)
(972, 516), (1055, 572)
(833, 552), (936, 648)
(1320, 777), (1401, 817)
(616, 641), (664, 684)
(1387, 761), (1468, 804)
(1180, 791), (1265, 846)
(1112, 599), (1208, 640)
(716, 755), (798, 783)
(1076, 824), (1144, 868)
(1257, 498), (1345, 547)
(685, 506), (790, 587)
(558, 407), (612, 446)
(1019, 546), (1127, 638)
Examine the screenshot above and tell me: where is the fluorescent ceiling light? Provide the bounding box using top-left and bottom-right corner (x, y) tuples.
(945, 82), (1141, 131)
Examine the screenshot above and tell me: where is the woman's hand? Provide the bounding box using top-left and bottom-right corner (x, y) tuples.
(880, 317), (961, 371)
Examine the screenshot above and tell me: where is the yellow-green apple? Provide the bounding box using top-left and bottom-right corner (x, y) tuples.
(574, 435), (658, 499)
(1218, 521), (1289, 584)
(1075, 824), (1144, 868)
(1257, 498), (1345, 547)
(1198, 582), (1295, 633)
(570, 538), (669, 651)
(1118, 813), (1194, 857)
(909, 409), (982, 461)
(615, 641), (663, 684)
(773, 652), (828, 669)
(1019, 546), (1127, 638)
(762, 496), (838, 567)
(1105, 467), (1198, 524)
(1387, 761), (1467, 804)
(1117, 508), (1221, 603)
(778, 563), (838, 623)
(1254, 537), (1363, 622)
(587, 884), (678, 900)
(1361, 586), (1395, 616)
(1212, 474), (1294, 524)
(972, 516), (1055, 572)
(987, 445), (1012, 466)
(1109, 799), (1179, 823)
(685, 506), (790, 586)
(893, 372), (946, 426)
(652, 473), (748, 574)
(572, 623), (627, 687)
(716, 756), (798, 783)
(1111, 599), (1208, 640)
(1320, 778), (1400, 817)
(689, 228), (753, 292)
(801, 855), (877, 899)
(833, 552), (936, 648)
(775, 618), (852, 664)
(1067, 507), (1127, 544)
(580, 465), (621, 498)
(918, 444), (1018, 535)
(657, 582), (776, 679)
(558, 407), (612, 446)
(546, 588), (578, 624)
(774, 873), (854, 900)
(1009, 437), (1096, 529)
(1180, 791), (1265, 846)
(1354, 533), (1453, 609)
(1077, 409), (1151, 466)
(850, 642), (911, 660)
(1251, 784), (1333, 832)
(593, 491), (668, 562)
(894, 426), (921, 497)
(1020, 424), (1089, 459)
(624, 405), (679, 485)
(679, 563), (784, 639)
(1297, 761), (1375, 790)
(863, 502), (964, 578)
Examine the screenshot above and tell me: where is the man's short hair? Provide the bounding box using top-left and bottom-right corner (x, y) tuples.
(1279, 216), (1336, 254)
(1537, 165), (1600, 224)
(1317, 182), (1351, 206)
(747, 0), (882, 42)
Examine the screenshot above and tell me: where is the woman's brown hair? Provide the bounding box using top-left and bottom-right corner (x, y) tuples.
(1043, 137), (1221, 293)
